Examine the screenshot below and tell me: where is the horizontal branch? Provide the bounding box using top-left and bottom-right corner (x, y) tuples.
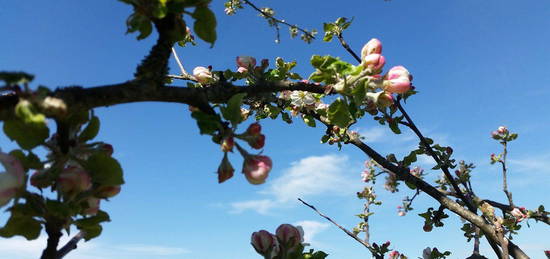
(0, 80), (329, 121)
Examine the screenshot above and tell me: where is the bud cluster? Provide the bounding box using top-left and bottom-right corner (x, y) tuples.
(251, 224), (305, 259)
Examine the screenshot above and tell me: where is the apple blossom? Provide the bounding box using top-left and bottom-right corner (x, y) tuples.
(361, 38), (382, 60)
(388, 250), (400, 259)
(422, 247), (432, 259)
(363, 54), (386, 71)
(237, 66), (248, 73)
(290, 91), (316, 107)
(497, 126), (508, 134)
(0, 151), (25, 184)
(251, 230), (279, 258)
(57, 166), (92, 194)
(0, 173), (19, 207)
(243, 155), (272, 185)
(410, 166), (424, 178)
(83, 197), (100, 216)
(276, 224), (303, 249)
(398, 211), (406, 217)
(192, 66), (213, 83)
(384, 66), (411, 94)
(510, 207), (527, 222)
(361, 170), (372, 182)
(236, 56), (256, 68)
(95, 185), (121, 198)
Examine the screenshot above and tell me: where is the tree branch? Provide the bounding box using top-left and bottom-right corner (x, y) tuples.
(298, 198), (381, 258)
(57, 231), (85, 259)
(41, 219), (63, 259)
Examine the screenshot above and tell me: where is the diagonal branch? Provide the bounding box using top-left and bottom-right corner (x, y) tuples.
(57, 231), (85, 259)
(298, 198), (381, 258)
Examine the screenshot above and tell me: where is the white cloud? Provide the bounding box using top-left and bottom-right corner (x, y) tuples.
(293, 220), (330, 245)
(230, 199), (276, 215)
(509, 153), (550, 174)
(0, 235), (189, 259)
(230, 154), (361, 214)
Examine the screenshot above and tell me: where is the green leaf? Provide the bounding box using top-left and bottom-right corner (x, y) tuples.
(302, 114), (316, 127)
(78, 224), (102, 241)
(0, 71), (34, 85)
(75, 211), (110, 227)
(126, 13), (153, 40)
(191, 111), (222, 135)
(85, 153), (124, 185)
(4, 119), (49, 150)
(79, 116), (100, 142)
(220, 93), (246, 124)
(0, 213), (42, 240)
(405, 181), (416, 190)
(388, 118), (401, 134)
(45, 199), (72, 219)
(192, 6), (217, 45)
(327, 99), (351, 128)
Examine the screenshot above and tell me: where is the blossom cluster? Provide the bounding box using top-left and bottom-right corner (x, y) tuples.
(251, 224), (305, 259)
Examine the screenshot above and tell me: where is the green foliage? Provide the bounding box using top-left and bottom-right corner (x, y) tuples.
(192, 6), (217, 45)
(79, 116), (100, 142)
(0, 71), (34, 85)
(221, 93), (246, 125)
(85, 153), (125, 185)
(327, 99), (351, 128)
(322, 17), (352, 42)
(8, 150), (43, 172)
(0, 203), (42, 240)
(191, 110), (222, 135)
(75, 210), (110, 241)
(3, 100), (49, 150)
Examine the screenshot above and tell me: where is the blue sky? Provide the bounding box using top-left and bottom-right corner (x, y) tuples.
(1, 0), (549, 258)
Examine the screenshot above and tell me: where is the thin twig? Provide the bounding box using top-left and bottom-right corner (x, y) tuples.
(242, 0), (315, 40)
(171, 47), (188, 76)
(336, 33), (361, 63)
(499, 142), (514, 207)
(297, 198), (377, 255)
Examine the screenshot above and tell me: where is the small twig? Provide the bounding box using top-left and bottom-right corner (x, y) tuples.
(57, 231), (85, 259)
(297, 198), (378, 256)
(171, 47), (188, 76)
(336, 33), (361, 63)
(242, 0), (315, 40)
(499, 142), (514, 207)
(395, 98), (475, 213)
(167, 74), (196, 81)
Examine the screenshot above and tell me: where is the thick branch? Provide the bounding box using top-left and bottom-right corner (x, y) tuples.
(41, 220), (62, 259)
(0, 80), (329, 121)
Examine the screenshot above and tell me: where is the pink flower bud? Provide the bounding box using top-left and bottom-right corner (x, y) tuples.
(423, 224), (433, 232)
(193, 66), (213, 83)
(101, 144), (114, 156)
(251, 230), (279, 256)
(237, 66), (248, 73)
(398, 211), (406, 217)
(243, 155), (272, 185)
(378, 92), (394, 108)
(30, 170), (51, 189)
(361, 38), (382, 60)
(0, 152), (25, 185)
(384, 66), (411, 94)
(95, 185), (121, 198)
(246, 134), (264, 150)
(497, 126), (508, 134)
(247, 123), (262, 135)
(363, 54), (386, 71)
(388, 250), (400, 259)
(83, 197), (100, 216)
(276, 224), (303, 248)
(217, 154), (234, 183)
(510, 208), (527, 222)
(221, 136), (234, 152)
(58, 166), (92, 194)
(361, 170), (372, 182)
(237, 56), (257, 68)
(383, 241), (391, 247)
(0, 173), (19, 207)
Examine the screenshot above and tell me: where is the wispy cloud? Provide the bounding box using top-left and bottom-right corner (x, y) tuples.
(509, 153), (550, 174)
(293, 220), (330, 246)
(230, 154), (361, 214)
(0, 235), (190, 259)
